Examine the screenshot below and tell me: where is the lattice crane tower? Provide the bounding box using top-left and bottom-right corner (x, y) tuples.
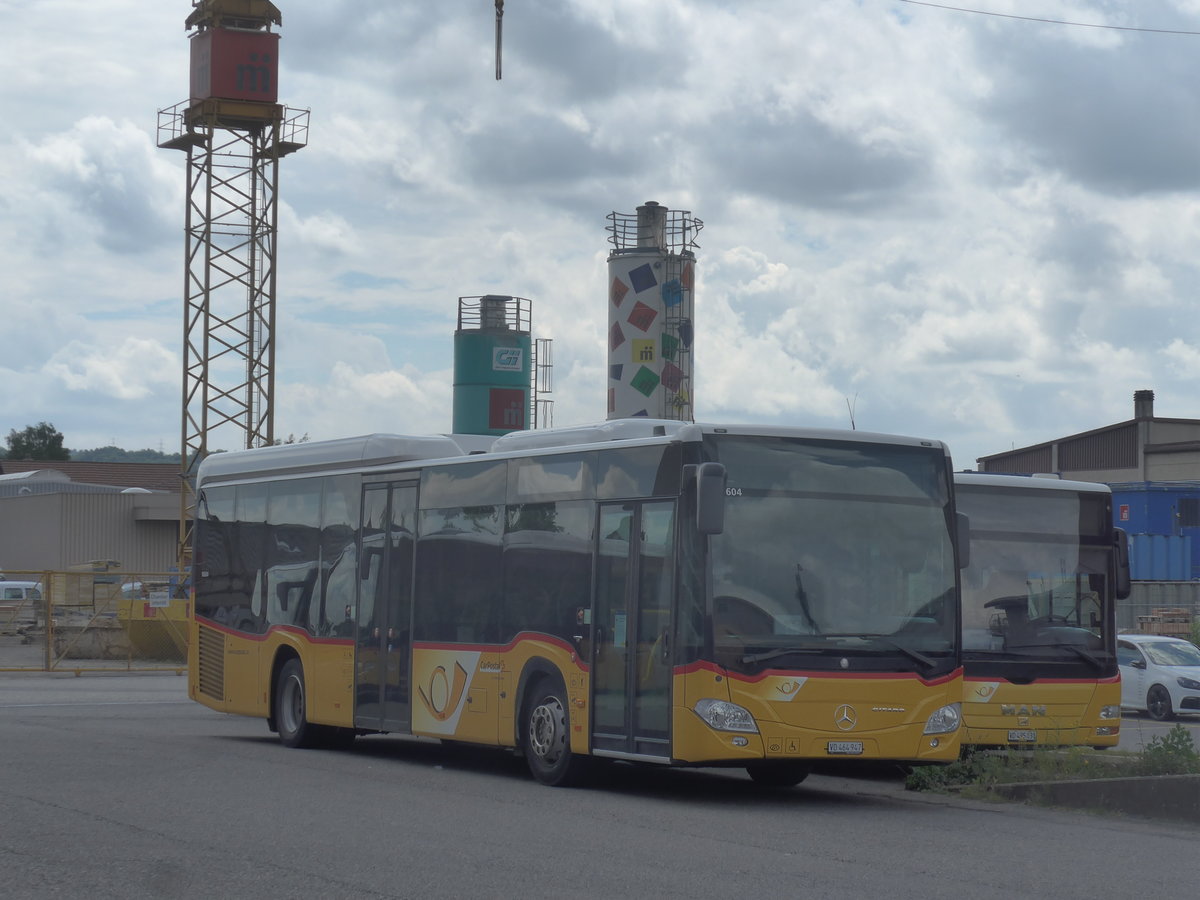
(157, 0), (308, 574)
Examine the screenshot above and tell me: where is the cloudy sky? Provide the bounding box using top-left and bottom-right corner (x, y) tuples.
(4, 0), (1200, 468)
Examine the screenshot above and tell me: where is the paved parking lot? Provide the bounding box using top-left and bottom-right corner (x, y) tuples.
(1117, 709), (1200, 752)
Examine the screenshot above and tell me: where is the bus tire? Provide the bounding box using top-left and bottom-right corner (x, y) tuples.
(276, 658), (321, 749)
(522, 677), (589, 787)
(746, 762), (809, 787)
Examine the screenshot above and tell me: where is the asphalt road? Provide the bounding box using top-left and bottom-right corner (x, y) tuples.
(1116, 707), (1200, 751)
(1, 672), (1197, 900)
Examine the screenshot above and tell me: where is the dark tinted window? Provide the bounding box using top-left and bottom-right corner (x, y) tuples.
(320, 475), (359, 637)
(265, 479), (322, 631)
(420, 460), (507, 509)
(509, 453), (594, 503)
(195, 486), (236, 624)
(414, 505), (503, 643)
(502, 500), (593, 642)
(1117, 642), (1144, 666)
(596, 444), (681, 499)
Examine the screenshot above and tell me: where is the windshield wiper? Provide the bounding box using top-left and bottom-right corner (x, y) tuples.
(870, 636), (937, 671)
(1007, 641), (1104, 670)
(740, 647), (824, 665)
(741, 638), (939, 671)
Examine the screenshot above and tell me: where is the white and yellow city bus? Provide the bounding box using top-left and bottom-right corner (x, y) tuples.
(189, 420), (965, 786)
(955, 472), (1131, 749)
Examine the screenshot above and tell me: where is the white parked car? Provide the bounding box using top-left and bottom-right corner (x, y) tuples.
(1117, 634), (1200, 721)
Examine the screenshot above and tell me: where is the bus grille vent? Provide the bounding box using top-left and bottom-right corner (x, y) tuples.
(197, 624), (225, 701)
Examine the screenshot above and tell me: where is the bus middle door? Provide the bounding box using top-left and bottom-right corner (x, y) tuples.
(355, 481), (416, 734)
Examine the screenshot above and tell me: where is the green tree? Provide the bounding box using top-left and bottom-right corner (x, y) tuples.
(5, 422), (69, 461)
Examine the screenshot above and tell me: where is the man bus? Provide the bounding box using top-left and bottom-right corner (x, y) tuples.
(955, 472), (1131, 749)
(189, 419), (965, 786)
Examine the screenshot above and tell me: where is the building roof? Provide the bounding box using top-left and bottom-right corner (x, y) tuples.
(0, 461), (181, 493)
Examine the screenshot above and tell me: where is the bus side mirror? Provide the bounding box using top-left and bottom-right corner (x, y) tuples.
(957, 512), (970, 569)
(696, 462), (727, 535)
(1114, 528), (1131, 600)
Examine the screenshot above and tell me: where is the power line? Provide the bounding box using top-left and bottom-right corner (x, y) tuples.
(896, 0), (1200, 35)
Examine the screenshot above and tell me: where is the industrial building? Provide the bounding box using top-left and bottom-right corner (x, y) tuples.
(0, 462), (179, 573)
(977, 389), (1200, 628)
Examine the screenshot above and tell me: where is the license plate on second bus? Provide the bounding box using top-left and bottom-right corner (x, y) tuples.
(827, 741), (864, 755)
(1008, 730), (1037, 743)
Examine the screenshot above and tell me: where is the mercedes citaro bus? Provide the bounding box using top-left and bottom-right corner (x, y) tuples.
(189, 419), (966, 786)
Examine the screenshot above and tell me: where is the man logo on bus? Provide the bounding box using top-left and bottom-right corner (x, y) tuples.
(418, 661), (469, 722)
(1001, 704), (1046, 717)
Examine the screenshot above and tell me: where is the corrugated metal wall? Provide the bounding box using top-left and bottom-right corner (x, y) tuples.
(1129, 534), (1193, 580)
(60, 494), (177, 571)
(0, 493), (177, 572)
(982, 445), (1052, 474)
(1058, 423), (1138, 472)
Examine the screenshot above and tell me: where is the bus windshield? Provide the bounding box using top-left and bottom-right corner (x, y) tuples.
(957, 483), (1113, 666)
(704, 435), (958, 675)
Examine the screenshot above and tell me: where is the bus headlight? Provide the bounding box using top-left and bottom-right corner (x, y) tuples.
(693, 698), (759, 733)
(923, 702), (961, 735)
(1099, 705), (1121, 719)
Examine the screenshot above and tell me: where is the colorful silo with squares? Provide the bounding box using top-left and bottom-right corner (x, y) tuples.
(605, 202), (702, 420)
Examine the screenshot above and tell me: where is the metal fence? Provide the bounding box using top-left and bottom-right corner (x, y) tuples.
(0, 570), (187, 673)
(4, 570), (1197, 672)
(1119, 581), (1200, 640)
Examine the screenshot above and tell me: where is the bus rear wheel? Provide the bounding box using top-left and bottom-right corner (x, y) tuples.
(523, 678), (589, 787)
(277, 658), (322, 749)
(746, 762), (810, 787)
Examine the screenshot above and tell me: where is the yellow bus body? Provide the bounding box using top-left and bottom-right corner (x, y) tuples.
(962, 676), (1120, 748)
(192, 619), (961, 764)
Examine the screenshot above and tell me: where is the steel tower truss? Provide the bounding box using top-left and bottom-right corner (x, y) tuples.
(158, 102), (308, 572)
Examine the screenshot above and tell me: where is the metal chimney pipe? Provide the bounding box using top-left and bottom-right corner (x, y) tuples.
(1134, 389), (1155, 419)
(635, 201), (667, 250)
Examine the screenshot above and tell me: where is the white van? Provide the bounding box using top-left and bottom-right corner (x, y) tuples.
(0, 581), (42, 613)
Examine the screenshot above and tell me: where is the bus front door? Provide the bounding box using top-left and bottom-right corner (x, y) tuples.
(355, 482), (416, 734)
(592, 500), (675, 759)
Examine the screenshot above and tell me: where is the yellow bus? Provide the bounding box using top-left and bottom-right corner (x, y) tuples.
(189, 420), (965, 786)
(955, 473), (1131, 749)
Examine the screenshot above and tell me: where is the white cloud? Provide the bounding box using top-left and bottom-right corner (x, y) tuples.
(3, 0), (1200, 467)
(44, 337), (178, 401)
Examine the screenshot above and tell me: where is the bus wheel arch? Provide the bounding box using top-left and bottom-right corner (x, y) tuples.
(274, 653), (322, 748)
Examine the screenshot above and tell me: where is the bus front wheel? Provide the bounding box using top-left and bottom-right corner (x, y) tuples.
(522, 678), (589, 787)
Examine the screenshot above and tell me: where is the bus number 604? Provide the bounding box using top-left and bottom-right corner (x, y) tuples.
(726, 487), (742, 496)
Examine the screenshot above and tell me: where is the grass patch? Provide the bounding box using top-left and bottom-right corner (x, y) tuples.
(906, 724), (1200, 793)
